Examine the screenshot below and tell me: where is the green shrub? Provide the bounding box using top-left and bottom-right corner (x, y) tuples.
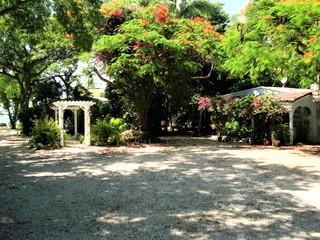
(223, 120), (252, 140)
(109, 118), (127, 132)
(29, 118), (61, 149)
(272, 124), (290, 145)
(91, 119), (113, 145)
(91, 118), (128, 146)
(75, 133), (85, 144)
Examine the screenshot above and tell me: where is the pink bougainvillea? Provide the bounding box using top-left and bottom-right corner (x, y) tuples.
(198, 96), (212, 110)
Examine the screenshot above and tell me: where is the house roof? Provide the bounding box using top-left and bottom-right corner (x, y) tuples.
(227, 86), (312, 102)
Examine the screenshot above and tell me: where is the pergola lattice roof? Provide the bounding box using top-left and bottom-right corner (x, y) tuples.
(52, 100), (96, 109)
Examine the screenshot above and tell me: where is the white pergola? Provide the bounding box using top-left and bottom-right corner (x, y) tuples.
(51, 101), (95, 146)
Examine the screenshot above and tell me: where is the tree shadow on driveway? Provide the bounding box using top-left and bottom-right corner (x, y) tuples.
(1, 133), (320, 239)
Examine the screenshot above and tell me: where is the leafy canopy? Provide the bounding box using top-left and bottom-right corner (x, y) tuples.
(223, 0), (320, 87)
(93, 1), (222, 130)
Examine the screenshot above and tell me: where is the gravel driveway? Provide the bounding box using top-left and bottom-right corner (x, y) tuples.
(1, 128), (320, 239)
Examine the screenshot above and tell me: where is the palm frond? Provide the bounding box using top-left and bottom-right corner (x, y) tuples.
(179, 0), (222, 19)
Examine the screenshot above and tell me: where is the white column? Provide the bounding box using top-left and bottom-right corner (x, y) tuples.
(59, 106), (65, 147)
(73, 109), (78, 136)
(289, 110), (294, 145)
(176, 0), (182, 11)
(54, 109), (58, 122)
(84, 106), (91, 146)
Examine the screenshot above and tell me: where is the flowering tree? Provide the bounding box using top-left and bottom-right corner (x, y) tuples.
(94, 1), (221, 131)
(223, 0), (320, 87)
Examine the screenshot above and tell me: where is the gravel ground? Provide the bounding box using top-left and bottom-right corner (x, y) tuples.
(1, 128), (320, 240)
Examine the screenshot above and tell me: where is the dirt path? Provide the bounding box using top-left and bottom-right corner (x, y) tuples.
(1, 128), (320, 239)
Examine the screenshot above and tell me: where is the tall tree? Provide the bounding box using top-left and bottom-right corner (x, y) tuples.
(222, 0), (320, 87)
(0, 1), (74, 134)
(94, 1), (221, 132)
(0, 0), (101, 134)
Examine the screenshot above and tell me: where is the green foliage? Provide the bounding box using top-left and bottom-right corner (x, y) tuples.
(0, 0), (102, 135)
(177, 0), (228, 32)
(223, 0), (320, 87)
(0, 76), (20, 129)
(252, 94), (287, 122)
(29, 118), (61, 149)
(271, 123), (290, 145)
(93, 1), (222, 131)
(109, 117), (127, 132)
(91, 118), (128, 146)
(75, 133), (84, 144)
(120, 129), (151, 143)
(91, 119), (113, 144)
(210, 94), (287, 143)
(223, 120), (252, 140)
(210, 96), (231, 135)
(0, 1), (74, 135)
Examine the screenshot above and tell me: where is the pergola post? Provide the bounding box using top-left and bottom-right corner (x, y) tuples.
(73, 109), (78, 136)
(54, 109), (58, 122)
(84, 106), (91, 146)
(58, 106), (65, 147)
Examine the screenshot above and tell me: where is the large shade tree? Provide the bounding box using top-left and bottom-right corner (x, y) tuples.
(93, 0), (222, 132)
(0, 0), (101, 134)
(0, 6), (73, 134)
(223, 0), (320, 87)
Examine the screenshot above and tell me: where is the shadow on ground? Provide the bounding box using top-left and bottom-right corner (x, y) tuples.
(1, 130), (320, 239)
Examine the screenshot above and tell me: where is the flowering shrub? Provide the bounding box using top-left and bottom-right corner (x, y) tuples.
(206, 94), (287, 143)
(197, 96), (212, 110)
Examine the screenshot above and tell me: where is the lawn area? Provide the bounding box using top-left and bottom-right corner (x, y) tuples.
(0, 128), (320, 239)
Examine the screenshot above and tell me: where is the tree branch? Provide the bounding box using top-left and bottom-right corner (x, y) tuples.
(93, 67), (114, 85)
(191, 64), (214, 80)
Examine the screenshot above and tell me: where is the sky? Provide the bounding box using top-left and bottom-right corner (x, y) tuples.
(213, 0), (249, 16)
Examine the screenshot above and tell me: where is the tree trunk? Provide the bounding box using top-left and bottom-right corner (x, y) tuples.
(8, 112), (16, 129)
(139, 109), (149, 132)
(18, 71), (33, 135)
(18, 78), (33, 135)
(19, 98), (32, 135)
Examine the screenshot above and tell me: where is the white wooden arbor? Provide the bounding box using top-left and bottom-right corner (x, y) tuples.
(51, 101), (95, 146)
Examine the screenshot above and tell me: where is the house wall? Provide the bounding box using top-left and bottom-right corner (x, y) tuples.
(291, 95), (319, 143)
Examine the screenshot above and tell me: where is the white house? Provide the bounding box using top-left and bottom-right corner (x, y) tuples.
(226, 86), (320, 144)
